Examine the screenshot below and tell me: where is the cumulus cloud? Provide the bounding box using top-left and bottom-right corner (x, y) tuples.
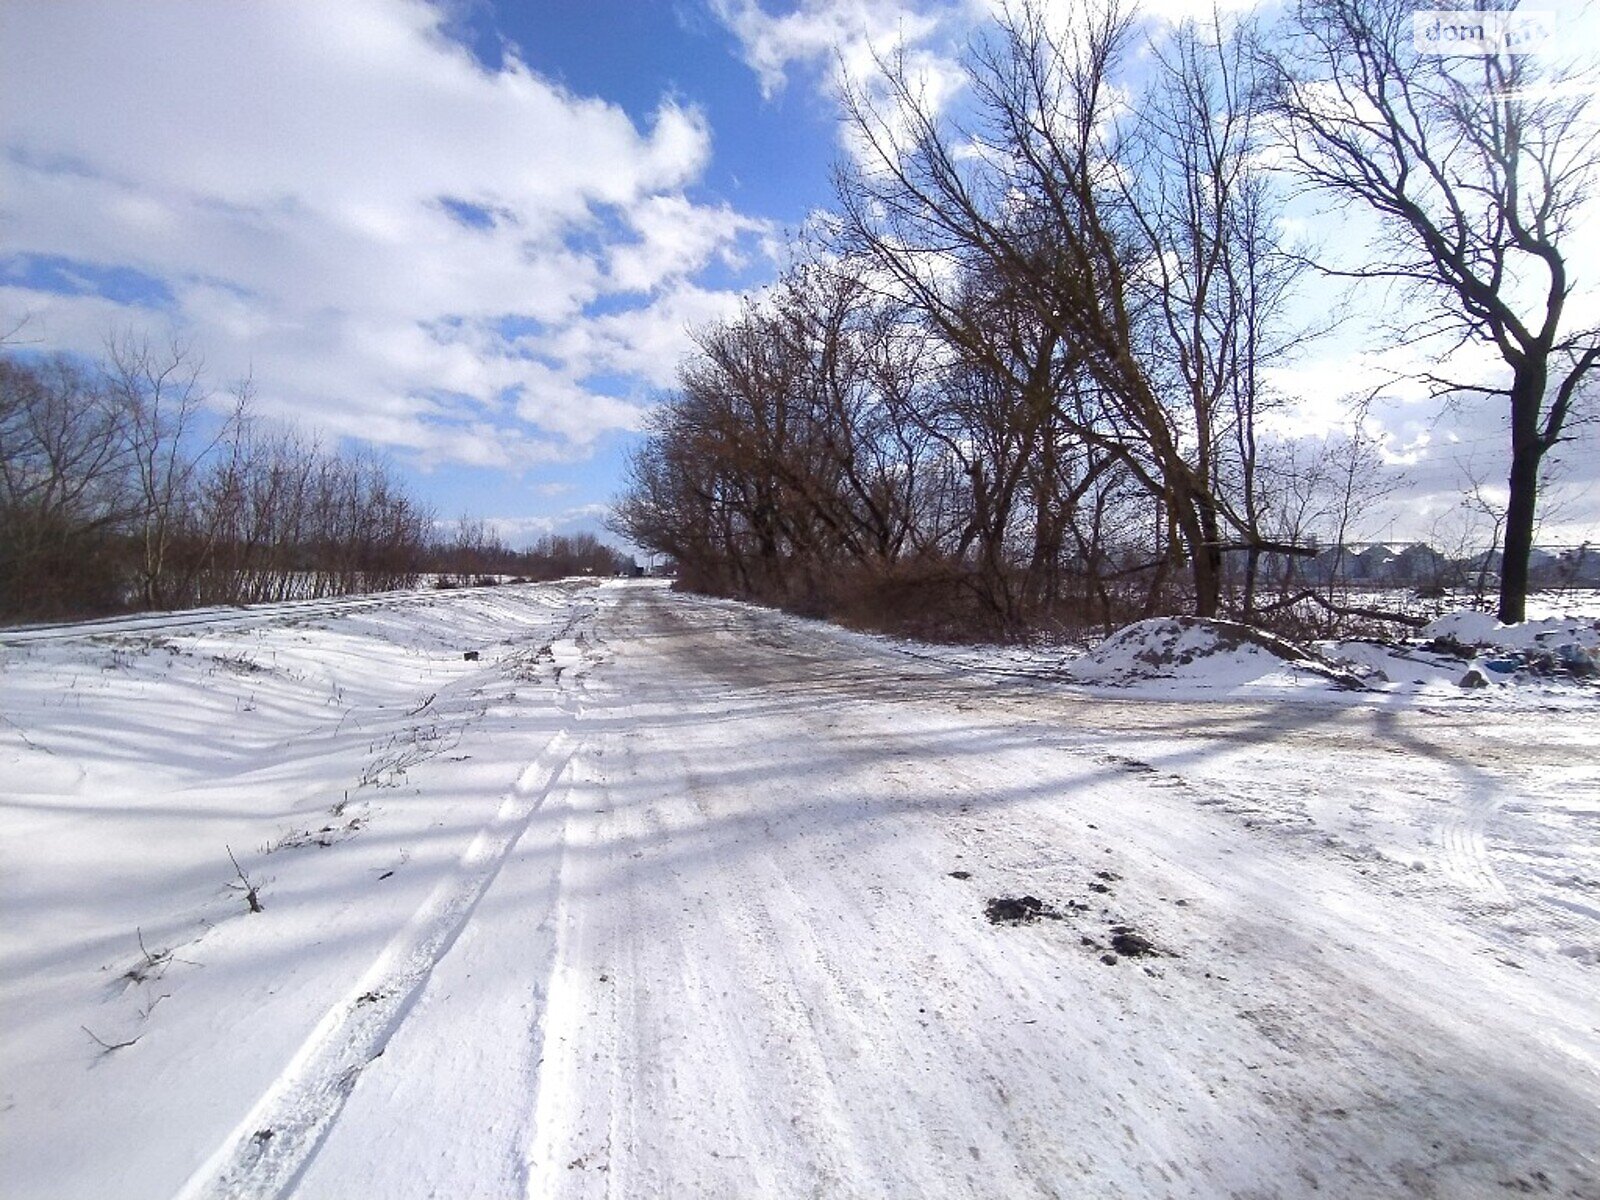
(710, 0), (1263, 112)
(534, 284), (753, 390)
(608, 196), (772, 294)
(480, 505), (616, 546)
(711, 0), (960, 96)
(711, 0), (975, 180)
(0, 0), (772, 465)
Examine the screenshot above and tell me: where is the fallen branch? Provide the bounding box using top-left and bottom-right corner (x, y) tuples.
(82, 1025), (141, 1054)
(1252, 589), (1430, 630)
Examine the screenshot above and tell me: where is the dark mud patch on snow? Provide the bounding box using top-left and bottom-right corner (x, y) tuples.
(1109, 926), (1158, 957)
(986, 896), (1071, 924)
(1082, 923), (1168, 965)
(985, 895), (1092, 923)
(1100, 753), (1157, 774)
(985, 896), (1169, 970)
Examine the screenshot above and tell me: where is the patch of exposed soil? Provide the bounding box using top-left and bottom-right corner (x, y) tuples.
(985, 896), (1050, 923)
(1109, 926), (1157, 957)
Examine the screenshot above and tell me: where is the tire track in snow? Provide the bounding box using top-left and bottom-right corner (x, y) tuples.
(1438, 790), (1510, 901)
(171, 728), (582, 1200)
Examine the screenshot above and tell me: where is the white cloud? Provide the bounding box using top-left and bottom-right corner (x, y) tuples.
(608, 196), (771, 294)
(482, 505), (616, 547)
(711, 0), (956, 96)
(536, 285), (752, 390)
(712, 0), (974, 178)
(0, 0), (774, 467)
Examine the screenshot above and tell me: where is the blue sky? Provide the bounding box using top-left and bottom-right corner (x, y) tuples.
(2, 0), (1596, 550)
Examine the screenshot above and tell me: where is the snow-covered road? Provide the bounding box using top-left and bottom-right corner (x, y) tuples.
(3, 580), (1597, 1198)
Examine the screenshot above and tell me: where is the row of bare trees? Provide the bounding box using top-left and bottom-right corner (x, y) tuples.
(613, 252), (1381, 638)
(615, 0), (1596, 634)
(433, 521), (631, 583)
(1, 339), (432, 619)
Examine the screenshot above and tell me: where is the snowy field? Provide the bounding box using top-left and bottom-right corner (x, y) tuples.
(2, 579), (1597, 1198)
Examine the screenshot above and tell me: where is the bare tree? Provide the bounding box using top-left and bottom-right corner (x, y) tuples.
(1265, 0), (1600, 622)
(104, 334), (218, 609)
(836, 0), (1314, 617)
(3, 335), (437, 620)
(0, 354), (135, 615)
(1125, 18), (1326, 618)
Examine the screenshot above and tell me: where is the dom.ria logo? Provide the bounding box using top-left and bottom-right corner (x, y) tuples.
(1413, 9), (1554, 55)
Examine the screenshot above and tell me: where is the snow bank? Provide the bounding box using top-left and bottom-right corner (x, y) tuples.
(0, 580), (603, 1199)
(1070, 616), (1359, 691)
(1423, 609), (1600, 654)
(1065, 610), (1599, 697)
(1417, 610), (1600, 687)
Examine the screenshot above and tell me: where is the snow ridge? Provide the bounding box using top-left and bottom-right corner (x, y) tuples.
(172, 728), (580, 1200)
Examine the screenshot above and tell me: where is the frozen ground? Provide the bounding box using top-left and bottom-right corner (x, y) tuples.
(1, 580), (1597, 1199)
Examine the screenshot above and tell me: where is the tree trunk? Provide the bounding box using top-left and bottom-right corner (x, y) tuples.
(1170, 484), (1221, 619)
(1498, 442), (1540, 626)
(1243, 545), (1260, 622)
(1498, 362), (1547, 626)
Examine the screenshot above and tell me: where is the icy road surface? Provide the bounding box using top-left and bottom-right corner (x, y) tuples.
(2, 580), (1597, 1199)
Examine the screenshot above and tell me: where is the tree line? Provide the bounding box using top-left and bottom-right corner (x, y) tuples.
(1, 339), (626, 622)
(433, 521), (631, 585)
(613, 0), (1597, 637)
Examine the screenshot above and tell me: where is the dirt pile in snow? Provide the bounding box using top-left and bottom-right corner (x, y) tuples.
(1072, 617), (1361, 690)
